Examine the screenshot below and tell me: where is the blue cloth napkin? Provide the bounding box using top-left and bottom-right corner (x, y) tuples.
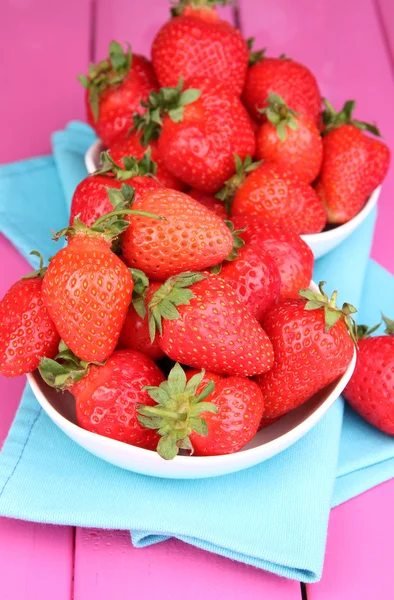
(0, 122), (393, 583)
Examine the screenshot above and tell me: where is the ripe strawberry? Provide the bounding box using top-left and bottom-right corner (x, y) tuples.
(40, 347), (165, 449)
(151, 1), (248, 97)
(121, 188), (233, 280)
(137, 363), (264, 458)
(315, 100), (390, 223)
(133, 78), (255, 193)
(255, 282), (356, 418)
(226, 159), (326, 234)
(243, 50), (321, 124)
(108, 132), (186, 191)
(231, 216), (314, 300)
(42, 208), (160, 362)
(0, 253), (60, 377)
(343, 317), (394, 435)
(78, 42), (159, 146)
(148, 271), (274, 377)
(70, 151), (160, 226)
(256, 93), (323, 183)
(188, 188), (228, 219)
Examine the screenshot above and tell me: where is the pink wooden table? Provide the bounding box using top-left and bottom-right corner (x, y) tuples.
(1, 1), (394, 598)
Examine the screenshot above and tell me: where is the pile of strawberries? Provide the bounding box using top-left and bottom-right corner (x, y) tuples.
(0, 0), (393, 459)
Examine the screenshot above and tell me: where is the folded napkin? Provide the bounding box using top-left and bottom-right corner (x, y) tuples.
(0, 122), (393, 583)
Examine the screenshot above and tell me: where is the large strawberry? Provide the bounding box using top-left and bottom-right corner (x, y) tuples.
(42, 208), (161, 362)
(40, 347), (165, 449)
(243, 49), (321, 124)
(255, 282), (356, 418)
(343, 317), (394, 435)
(256, 93), (323, 183)
(151, 0), (248, 97)
(70, 151), (160, 226)
(137, 363), (264, 458)
(148, 271), (274, 376)
(121, 188), (233, 280)
(132, 78), (256, 193)
(0, 252), (60, 377)
(78, 41), (159, 146)
(315, 100), (390, 223)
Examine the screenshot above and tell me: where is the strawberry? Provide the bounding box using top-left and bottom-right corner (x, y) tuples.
(243, 49), (321, 124)
(315, 100), (390, 223)
(151, 0), (248, 97)
(231, 216), (314, 300)
(70, 151), (160, 227)
(148, 271), (274, 377)
(0, 252), (60, 377)
(108, 132), (186, 191)
(188, 188), (228, 220)
(343, 317), (394, 435)
(39, 346), (165, 449)
(223, 158), (326, 234)
(132, 78), (256, 193)
(137, 363), (264, 458)
(78, 41), (159, 146)
(256, 93), (323, 183)
(42, 208), (161, 362)
(255, 282), (356, 418)
(121, 188), (233, 280)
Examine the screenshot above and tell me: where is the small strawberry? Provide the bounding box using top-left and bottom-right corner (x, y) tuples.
(121, 187), (234, 280)
(243, 48), (321, 124)
(132, 78), (255, 193)
(42, 207), (161, 362)
(0, 252), (60, 377)
(256, 93), (323, 183)
(343, 316), (394, 435)
(230, 216), (314, 300)
(148, 271), (274, 377)
(70, 151), (160, 226)
(255, 282), (357, 418)
(78, 41), (159, 146)
(39, 346), (165, 449)
(188, 188), (228, 220)
(137, 362), (264, 458)
(316, 99), (390, 223)
(151, 0), (248, 97)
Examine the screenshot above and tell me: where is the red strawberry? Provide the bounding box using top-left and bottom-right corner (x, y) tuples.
(108, 132), (186, 191)
(148, 271), (274, 377)
(133, 78), (255, 193)
(137, 363), (264, 458)
(121, 188), (233, 280)
(256, 93), (323, 183)
(316, 100), (390, 223)
(255, 283), (356, 418)
(39, 347), (165, 449)
(0, 253), (60, 377)
(243, 51), (321, 124)
(343, 317), (394, 435)
(78, 42), (159, 146)
(188, 188), (228, 219)
(151, 1), (248, 97)
(231, 216), (314, 300)
(70, 151), (160, 226)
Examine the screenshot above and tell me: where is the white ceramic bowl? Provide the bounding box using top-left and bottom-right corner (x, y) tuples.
(85, 141), (380, 260)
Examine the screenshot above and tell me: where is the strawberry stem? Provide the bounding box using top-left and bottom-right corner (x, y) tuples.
(322, 98), (381, 137)
(22, 250), (48, 280)
(170, 0), (229, 17)
(95, 148), (157, 180)
(383, 314), (394, 336)
(215, 155), (262, 213)
(258, 93), (300, 142)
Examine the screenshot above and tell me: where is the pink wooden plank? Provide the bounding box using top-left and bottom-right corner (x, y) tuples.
(74, 530), (300, 600)
(376, 0), (394, 70)
(239, 0), (394, 275)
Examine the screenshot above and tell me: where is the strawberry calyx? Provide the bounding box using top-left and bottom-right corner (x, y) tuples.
(22, 250), (48, 280)
(247, 38), (266, 66)
(322, 99), (381, 137)
(356, 322), (382, 339)
(39, 341), (105, 390)
(215, 155), (262, 213)
(137, 362), (217, 459)
(383, 315), (394, 336)
(131, 79), (201, 146)
(299, 281), (358, 345)
(147, 271), (206, 341)
(129, 268), (150, 318)
(94, 148), (157, 181)
(211, 221), (246, 274)
(258, 93), (300, 141)
(170, 0), (228, 19)
(78, 41), (132, 122)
